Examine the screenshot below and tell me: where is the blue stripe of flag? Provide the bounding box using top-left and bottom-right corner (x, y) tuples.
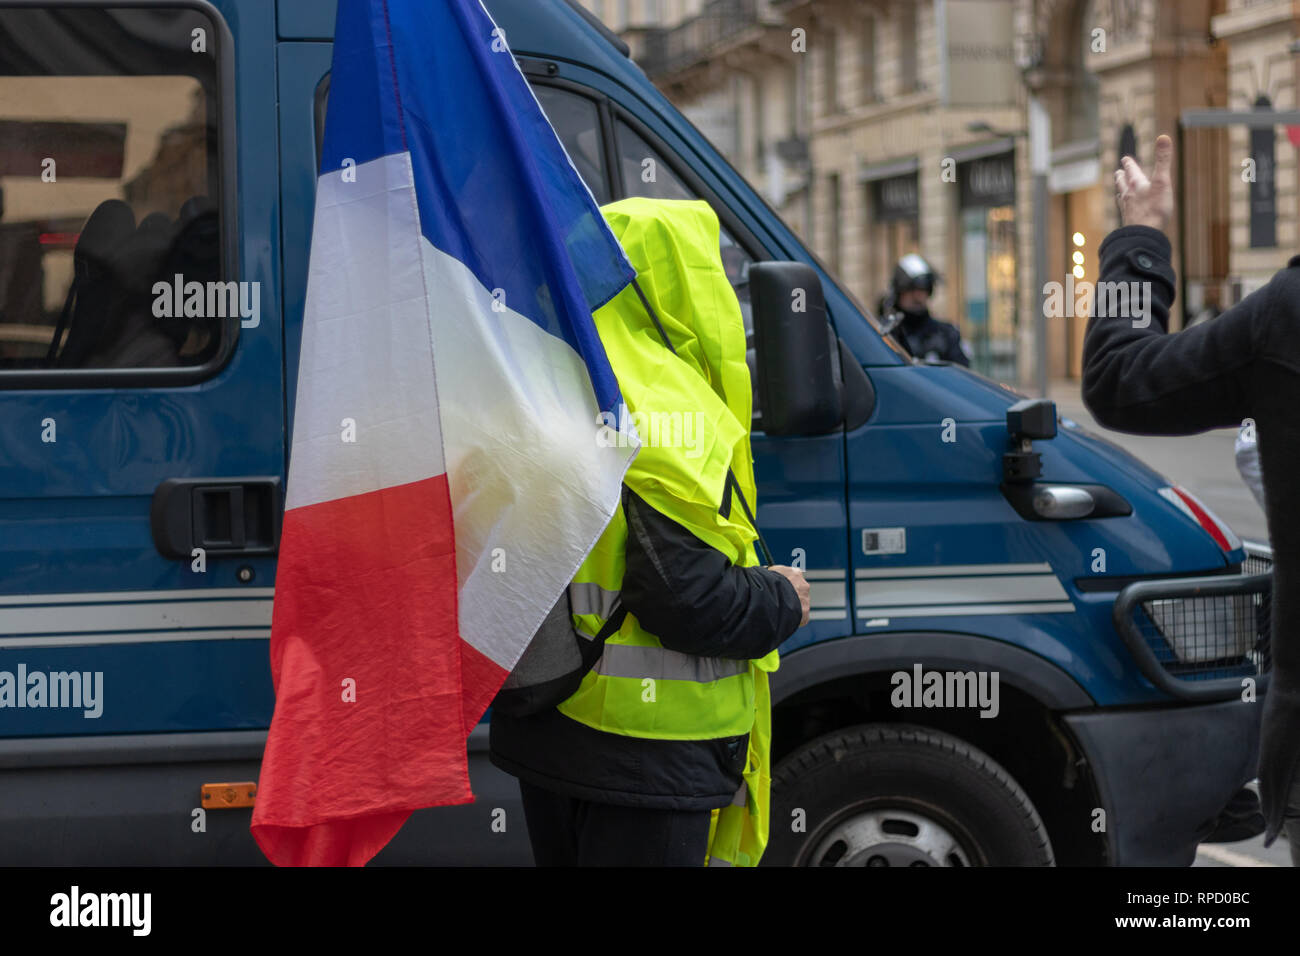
(320, 0), (636, 415)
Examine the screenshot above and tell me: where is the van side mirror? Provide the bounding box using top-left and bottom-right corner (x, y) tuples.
(1003, 398), (1057, 483)
(750, 261), (842, 436)
(1007, 398), (1056, 441)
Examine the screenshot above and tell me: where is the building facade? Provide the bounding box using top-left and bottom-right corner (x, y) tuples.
(1211, 0), (1299, 298)
(579, 0), (1300, 387)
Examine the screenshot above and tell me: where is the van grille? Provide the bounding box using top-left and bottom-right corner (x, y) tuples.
(1113, 557), (1272, 700)
(1136, 591), (1269, 679)
(1243, 549), (1273, 578)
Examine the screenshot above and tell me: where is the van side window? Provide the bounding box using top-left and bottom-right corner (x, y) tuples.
(532, 85), (611, 206)
(313, 78), (612, 209)
(0, 8), (224, 375)
(615, 120), (695, 202)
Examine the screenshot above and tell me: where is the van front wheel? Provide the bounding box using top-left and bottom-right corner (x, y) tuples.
(764, 724), (1055, 866)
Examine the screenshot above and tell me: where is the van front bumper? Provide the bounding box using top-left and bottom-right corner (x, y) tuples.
(1062, 697), (1261, 865)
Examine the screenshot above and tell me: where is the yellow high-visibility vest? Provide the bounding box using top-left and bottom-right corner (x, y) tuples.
(557, 197), (778, 866)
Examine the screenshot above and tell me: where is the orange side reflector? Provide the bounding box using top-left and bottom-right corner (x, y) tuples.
(202, 781), (257, 809)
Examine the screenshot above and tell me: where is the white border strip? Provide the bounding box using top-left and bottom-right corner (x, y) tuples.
(0, 600), (273, 636)
(855, 563), (1054, 579)
(0, 588), (275, 607)
(809, 580), (846, 610)
(0, 629), (270, 649)
(856, 602), (1076, 618)
(809, 610), (849, 621)
(856, 574), (1067, 605)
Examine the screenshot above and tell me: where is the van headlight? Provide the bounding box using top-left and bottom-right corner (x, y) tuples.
(1158, 486), (1243, 553)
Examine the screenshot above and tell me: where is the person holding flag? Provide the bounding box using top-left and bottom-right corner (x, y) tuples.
(489, 197), (811, 867)
(251, 0), (645, 866)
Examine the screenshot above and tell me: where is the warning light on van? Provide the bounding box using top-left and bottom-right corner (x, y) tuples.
(201, 782), (257, 810)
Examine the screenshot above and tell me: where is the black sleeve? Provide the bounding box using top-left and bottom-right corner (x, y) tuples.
(1081, 225), (1265, 434)
(620, 489), (803, 661)
(944, 325), (970, 366)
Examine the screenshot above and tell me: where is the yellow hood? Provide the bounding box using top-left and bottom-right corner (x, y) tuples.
(594, 197), (760, 566)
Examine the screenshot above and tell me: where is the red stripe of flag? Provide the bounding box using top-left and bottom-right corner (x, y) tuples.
(251, 474), (492, 866)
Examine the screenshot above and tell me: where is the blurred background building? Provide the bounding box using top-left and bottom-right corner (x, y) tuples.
(576, 0), (1300, 391)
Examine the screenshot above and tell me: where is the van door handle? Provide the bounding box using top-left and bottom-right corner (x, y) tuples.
(150, 477), (282, 560)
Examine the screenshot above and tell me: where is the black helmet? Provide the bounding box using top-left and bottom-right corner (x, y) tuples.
(891, 253), (937, 297)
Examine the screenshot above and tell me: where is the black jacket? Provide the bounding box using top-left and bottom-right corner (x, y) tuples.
(1082, 224), (1300, 843)
(892, 311), (970, 366)
(488, 489), (804, 810)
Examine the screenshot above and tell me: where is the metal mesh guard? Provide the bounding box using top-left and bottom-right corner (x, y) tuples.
(1128, 554), (1268, 686)
(1136, 591), (1268, 679)
(1113, 548), (1272, 697)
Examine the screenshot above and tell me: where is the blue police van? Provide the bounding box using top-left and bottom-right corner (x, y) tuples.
(0, 0), (1271, 865)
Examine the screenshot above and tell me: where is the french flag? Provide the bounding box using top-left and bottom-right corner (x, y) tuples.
(250, 0), (639, 866)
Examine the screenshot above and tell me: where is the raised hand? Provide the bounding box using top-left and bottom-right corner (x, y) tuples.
(1114, 133), (1174, 233)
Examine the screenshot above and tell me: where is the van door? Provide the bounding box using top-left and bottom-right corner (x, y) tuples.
(0, 4), (281, 739)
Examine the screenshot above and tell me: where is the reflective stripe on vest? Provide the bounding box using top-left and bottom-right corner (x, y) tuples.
(558, 642), (757, 740)
(569, 582), (621, 620)
(593, 644), (750, 683)
(560, 499), (758, 741)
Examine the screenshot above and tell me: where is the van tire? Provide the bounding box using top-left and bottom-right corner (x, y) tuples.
(764, 723), (1054, 867)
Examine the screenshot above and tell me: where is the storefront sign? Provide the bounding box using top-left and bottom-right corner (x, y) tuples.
(874, 173), (919, 221)
(941, 0), (1017, 107)
(960, 152), (1016, 208)
(1049, 156), (1099, 194)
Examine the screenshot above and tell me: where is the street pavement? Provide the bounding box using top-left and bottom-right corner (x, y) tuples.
(1049, 381), (1287, 867)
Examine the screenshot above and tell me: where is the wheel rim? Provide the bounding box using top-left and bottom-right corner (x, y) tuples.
(802, 805), (975, 867)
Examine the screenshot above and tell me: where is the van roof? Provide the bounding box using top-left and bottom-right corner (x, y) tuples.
(559, 0), (630, 58)
(488, 0), (635, 77)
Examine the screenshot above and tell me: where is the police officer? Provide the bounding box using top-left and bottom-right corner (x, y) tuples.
(884, 253), (970, 366)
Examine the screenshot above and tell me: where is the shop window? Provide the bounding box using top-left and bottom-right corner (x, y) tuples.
(866, 173), (920, 313)
(898, 4), (918, 94)
(826, 172), (841, 275)
(860, 15), (876, 105)
(960, 205), (1017, 381)
(822, 26), (839, 115)
(957, 152), (1017, 380)
(875, 218), (920, 310)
